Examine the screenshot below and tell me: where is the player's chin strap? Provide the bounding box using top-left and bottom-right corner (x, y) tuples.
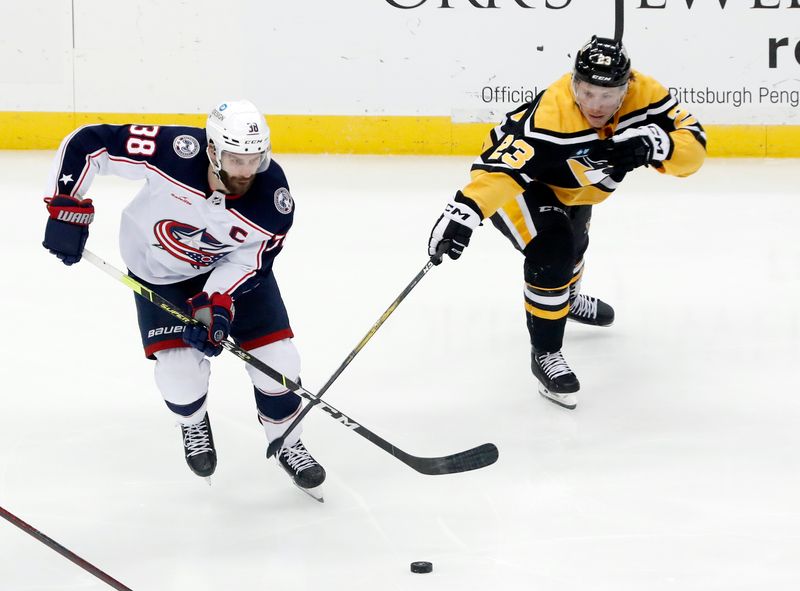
(266, 241), (451, 459)
(81, 247), (497, 476)
(206, 146), (222, 178)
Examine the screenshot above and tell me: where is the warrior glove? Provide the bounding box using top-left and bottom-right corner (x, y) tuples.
(428, 192), (482, 265)
(42, 195), (95, 265)
(183, 292), (234, 357)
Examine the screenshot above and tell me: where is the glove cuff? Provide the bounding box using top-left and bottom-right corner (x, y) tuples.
(445, 192), (482, 230)
(642, 124), (672, 163)
(188, 291), (235, 319)
(209, 292), (234, 319)
(44, 195), (95, 226)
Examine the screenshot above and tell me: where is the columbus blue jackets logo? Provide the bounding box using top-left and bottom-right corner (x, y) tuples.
(153, 220), (231, 267)
(173, 135), (200, 159)
(274, 187), (293, 214)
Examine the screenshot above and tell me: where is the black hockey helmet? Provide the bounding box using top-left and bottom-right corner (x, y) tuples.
(573, 36), (631, 88)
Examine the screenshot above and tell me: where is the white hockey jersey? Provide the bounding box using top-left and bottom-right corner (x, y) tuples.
(46, 124), (294, 299)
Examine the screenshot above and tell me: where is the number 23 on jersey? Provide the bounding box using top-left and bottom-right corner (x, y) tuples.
(487, 135), (535, 169)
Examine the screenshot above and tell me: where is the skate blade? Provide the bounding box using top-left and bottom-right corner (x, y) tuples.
(567, 316), (614, 328)
(538, 383), (577, 410)
(294, 482), (324, 503)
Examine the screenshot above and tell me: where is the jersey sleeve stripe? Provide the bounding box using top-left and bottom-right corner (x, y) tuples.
(51, 126), (89, 196)
(72, 147), (109, 196)
(224, 240), (268, 296)
(104, 155), (206, 197)
(616, 95), (677, 131)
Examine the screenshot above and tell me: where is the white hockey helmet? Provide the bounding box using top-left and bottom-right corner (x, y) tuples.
(206, 99), (271, 174)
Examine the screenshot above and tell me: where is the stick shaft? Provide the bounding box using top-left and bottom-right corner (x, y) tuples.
(268, 257), (438, 455)
(0, 506), (133, 591)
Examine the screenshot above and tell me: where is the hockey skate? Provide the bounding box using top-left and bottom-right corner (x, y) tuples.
(568, 294), (615, 327)
(180, 413), (217, 480)
(531, 349), (580, 410)
(276, 439), (326, 503)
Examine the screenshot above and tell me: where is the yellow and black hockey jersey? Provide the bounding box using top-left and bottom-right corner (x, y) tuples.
(462, 70), (707, 217)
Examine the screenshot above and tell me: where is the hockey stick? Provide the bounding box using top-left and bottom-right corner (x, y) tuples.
(614, 0), (624, 42)
(266, 247), (445, 458)
(81, 249), (498, 476)
(0, 505), (133, 591)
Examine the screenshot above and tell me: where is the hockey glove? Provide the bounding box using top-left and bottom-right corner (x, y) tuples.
(182, 292), (234, 357)
(592, 124), (672, 174)
(42, 195), (95, 265)
(428, 192), (482, 265)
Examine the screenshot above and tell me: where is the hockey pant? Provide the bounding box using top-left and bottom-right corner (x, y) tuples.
(490, 183), (592, 352)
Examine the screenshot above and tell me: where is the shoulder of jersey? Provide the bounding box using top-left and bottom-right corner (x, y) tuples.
(523, 73), (595, 138)
(616, 70), (674, 123)
(147, 126), (208, 185)
(234, 158), (294, 232)
(156, 126), (207, 163)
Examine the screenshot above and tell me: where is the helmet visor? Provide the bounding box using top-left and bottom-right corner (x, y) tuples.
(218, 150), (270, 177)
(572, 79), (628, 113)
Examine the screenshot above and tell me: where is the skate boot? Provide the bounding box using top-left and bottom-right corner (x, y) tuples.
(568, 294), (615, 327)
(531, 349), (580, 410)
(276, 439), (326, 502)
(180, 413), (217, 478)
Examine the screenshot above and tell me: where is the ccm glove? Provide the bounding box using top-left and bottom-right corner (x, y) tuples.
(592, 123), (673, 173)
(42, 195), (95, 265)
(428, 192), (483, 264)
(182, 292), (234, 357)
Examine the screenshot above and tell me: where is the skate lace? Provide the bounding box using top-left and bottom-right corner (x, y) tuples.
(280, 442), (317, 474)
(183, 421), (212, 457)
(538, 351), (574, 380)
(570, 294), (597, 319)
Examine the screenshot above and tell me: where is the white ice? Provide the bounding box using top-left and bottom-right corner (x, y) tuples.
(1, 152), (799, 591)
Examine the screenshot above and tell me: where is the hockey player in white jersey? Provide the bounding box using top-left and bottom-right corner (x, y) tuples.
(42, 100), (326, 500)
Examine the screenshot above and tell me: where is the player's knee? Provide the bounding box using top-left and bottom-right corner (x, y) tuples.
(254, 386), (301, 422)
(154, 347), (210, 404)
(246, 338), (301, 393)
(523, 230), (575, 288)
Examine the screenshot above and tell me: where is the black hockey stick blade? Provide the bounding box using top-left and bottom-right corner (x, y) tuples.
(614, 0), (625, 42)
(264, 383), (499, 475)
(397, 442), (499, 476)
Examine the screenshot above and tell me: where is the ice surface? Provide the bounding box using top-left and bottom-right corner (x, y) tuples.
(1, 152), (798, 590)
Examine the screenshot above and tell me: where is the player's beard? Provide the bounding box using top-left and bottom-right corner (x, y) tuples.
(219, 169), (255, 195)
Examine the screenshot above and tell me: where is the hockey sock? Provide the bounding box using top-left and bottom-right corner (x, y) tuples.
(165, 394), (208, 425)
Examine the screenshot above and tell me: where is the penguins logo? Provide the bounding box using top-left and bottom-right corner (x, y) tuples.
(567, 147), (612, 186)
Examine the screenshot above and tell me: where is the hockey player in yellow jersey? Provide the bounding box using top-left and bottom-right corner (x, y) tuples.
(428, 36), (706, 409)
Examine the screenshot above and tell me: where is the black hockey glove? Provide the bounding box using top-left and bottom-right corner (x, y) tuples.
(42, 195), (95, 265)
(591, 123), (672, 174)
(183, 292), (234, 357)
(428, 192), (482, 265)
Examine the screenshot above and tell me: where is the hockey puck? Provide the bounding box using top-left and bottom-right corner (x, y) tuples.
(410, 561), (433, 574)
